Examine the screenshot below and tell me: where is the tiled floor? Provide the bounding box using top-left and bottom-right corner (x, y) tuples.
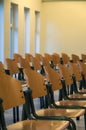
(5, 98), (85, 130)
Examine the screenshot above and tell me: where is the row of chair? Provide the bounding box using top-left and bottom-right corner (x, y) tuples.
(0, 52), (86, 130)
(0, 71), (70, 130)
(0, 66), (76, 129)
(0, 54), (72, 130)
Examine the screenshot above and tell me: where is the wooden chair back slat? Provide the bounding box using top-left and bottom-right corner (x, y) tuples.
(59, 64), (73, 86)
(35, 53), (43, 61)
(62, 53), (70, 64)
(19, 58), (30, 69)
(42, 56), (50, 67)
(6, 58), (19, 75)
(71, 63), (82, 81)
(25, 53), (33, 63)
(32, 57), (42, 70)
(72, 54), (80, 63)
(81, 54), (86, 63)
(24, 69), (47, 98)
(44, 53), (52, 62)
(45, 66), (62, 91)
(13, 53), (22, 63)
(51, 53), (60, 65)
(0, 72), (25, 110)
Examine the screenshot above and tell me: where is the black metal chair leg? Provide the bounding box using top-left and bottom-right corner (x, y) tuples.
(22, 104), (27, 120)
(40, 97), (44, 109)
(76, 117), (80, 121)
(13, 107), (16, 123)
(16, 106), (19, 121)
(59, 89), (62, 100)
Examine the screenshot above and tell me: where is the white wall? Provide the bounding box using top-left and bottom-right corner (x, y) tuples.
(40, 1), (86, 57)
(3, 1), (86, 60)
(4, 0), (42, 60)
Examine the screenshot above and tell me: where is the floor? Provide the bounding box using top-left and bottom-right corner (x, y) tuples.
(5, 97), (85, 130)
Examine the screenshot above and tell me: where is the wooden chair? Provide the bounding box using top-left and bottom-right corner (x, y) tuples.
(0, 72), (69, 130)
(24, 68), (86, 129)
(5, 58), (24, 122)
(70, 62), (85, 91)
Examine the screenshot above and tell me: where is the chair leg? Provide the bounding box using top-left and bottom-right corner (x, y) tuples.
(70, 84), (73, 94)
(22, 104), (27, 120)
(40, 97), (44, 109)
(13, 107), (19, 122)
(16, 106), (19, 121)
(59, 89), (62, 100)
(79, 80), (83, 90)
(67, 124), (73, 130)
(76, 117), (80, 121)
(13, 107), (16, 123)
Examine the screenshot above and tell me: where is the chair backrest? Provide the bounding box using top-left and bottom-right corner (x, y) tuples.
(42, 56), (51, 67)
(0, 72), (25, 110)
(62, 53), (70, 64)
(44, 66), (62, 91)
(13, 53), (22, 63)
(24, 69), (47, 98)
(5, 58), (19, 75)
(44, 53), (52, 62)
(25, 53), (33, 63)
(81, 54), (86, 63)
(19, 58), (31, 69)
(71, 63), (82, 81)
(72, 54), (80, 63)
(80, 62), (86, 78)
(51, 53), (60, 65)
(35, 53), (43, 61)
(0, 62), (5, 73)
(58, 64), (73, 86)
(32, 57), (42, 70)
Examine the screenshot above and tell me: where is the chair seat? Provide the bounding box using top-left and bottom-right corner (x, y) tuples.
(69, 93), (86, 98)
(56, 100), (86, 107)
(36, 108), (85, 118)
(7, 119), (69, 130)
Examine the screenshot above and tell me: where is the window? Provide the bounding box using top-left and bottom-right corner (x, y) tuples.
(35, 11), (40, 53)
(0, 0), (4, 62)
(10, 3), (18, 58)
(23, 7), (30, 54)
